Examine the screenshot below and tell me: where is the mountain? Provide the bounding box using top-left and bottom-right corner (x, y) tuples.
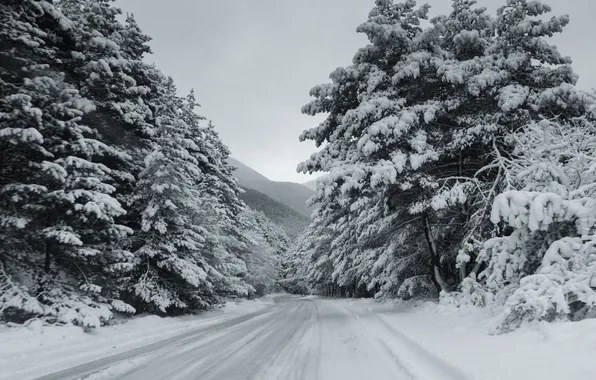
(241, 180), (313, 218)
(238, 188), (311, 239)
(302, 179), (317, 191)
(227, 157), (270, 183)
(228, 158), (314, 218)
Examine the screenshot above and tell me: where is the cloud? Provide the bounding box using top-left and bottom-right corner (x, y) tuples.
(117, 0), (595, 182)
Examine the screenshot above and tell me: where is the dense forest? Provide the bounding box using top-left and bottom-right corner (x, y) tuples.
(0, 0), (288, 328)
(281, 0), (596, 332)
(2, 0), (596, 335)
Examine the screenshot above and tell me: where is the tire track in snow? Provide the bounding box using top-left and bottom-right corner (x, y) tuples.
(86, 297), (313, 380)
(317, 300), (412, 380)
(30, 303), (282, 380)
(26, 296), (478, 380)
(259, 299), (321, 380)
(345, 303), (477, 380)
(186, 301), (305, 380)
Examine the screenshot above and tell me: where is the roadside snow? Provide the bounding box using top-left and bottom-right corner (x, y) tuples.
(342, 298), (596, 380)
(3, 295), (594, 380)
(0, 297), (274, 380)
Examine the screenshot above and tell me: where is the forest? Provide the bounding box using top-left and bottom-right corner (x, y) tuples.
(0, 0), (289, 328)
(280, 0), (596, 333)
(2, 0), (596, 336)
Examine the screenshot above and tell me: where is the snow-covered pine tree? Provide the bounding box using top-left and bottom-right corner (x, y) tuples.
(57, 0), (159, 134)
(56, 0), (162, 208)
(238, 208), (289, 296)
(177, 95), (253, 299)
(432, 0), (596, 331)
(478, 117), (596, 331)
(279, 217), (335, 296)
(445, 0), (588, 281)
(55, 0), (174, 311)
(0, 0), (134, 327)
(297, 0), (492, 296)
(2, 0), (272, 326)
(128, 79), (257, 313)
(128, 80), (217, 313)
(297, 0), (593, 305)
(296, 0), (442, 297)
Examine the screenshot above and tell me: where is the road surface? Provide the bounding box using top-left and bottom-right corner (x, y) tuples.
(30, 295), (470, 380)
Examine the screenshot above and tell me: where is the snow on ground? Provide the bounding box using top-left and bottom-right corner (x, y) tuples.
(0, 296), (274, 380)
(342, 298), (596, 380)
(2, 295), (595, 380)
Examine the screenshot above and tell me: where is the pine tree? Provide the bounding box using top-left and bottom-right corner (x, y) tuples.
(480, 117), (596, 331)
(431, 0), (596, 330)
(1, 0), (134, 327)
(295, 0), (593, 307)
(297, 0), (461, 295)
(239, 209), (289, 296)
(128, 80), (214, 313)
(55, 0), (171, 312)
(56, 0), (162, 204)
(177, 94), (254, 298)
(279, 224), (325, 296)
(1, 0), (280, 326)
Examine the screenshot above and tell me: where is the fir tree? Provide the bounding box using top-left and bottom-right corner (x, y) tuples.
(239, 209), (289, 296)
(1, 0), (134, 327)
(129, 80), (217, 313)
(293, 0), (595, 310)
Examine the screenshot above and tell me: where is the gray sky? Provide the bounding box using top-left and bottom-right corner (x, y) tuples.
(117, 0), (595, 183)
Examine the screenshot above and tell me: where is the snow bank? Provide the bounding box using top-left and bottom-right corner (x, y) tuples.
(349, 298), (596, 380)
(0, 297), (274, 380)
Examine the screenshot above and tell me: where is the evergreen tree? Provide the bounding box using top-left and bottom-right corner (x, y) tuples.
(178, 95), (253, 298)
(239, 209), (289, 296)
(1, 0), (283, 327)
(129, 80), (216, 313)
(480, 117), (596, 331)
(56, 0), (162, 206)
(1, 0), (134, 327)
(293, 0), (594, 311)
(297, 0), (462, 295)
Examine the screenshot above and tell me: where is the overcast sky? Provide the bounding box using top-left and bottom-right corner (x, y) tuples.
(117, 0), (595, 183)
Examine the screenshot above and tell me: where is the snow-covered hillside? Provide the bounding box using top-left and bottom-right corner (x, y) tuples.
(228, 157), (314, 218)
(239, 188), (311, 239)
(302, 178), (318, 191)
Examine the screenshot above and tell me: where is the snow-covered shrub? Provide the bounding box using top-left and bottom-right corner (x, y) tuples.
(0, 265), (44, 324)
(440, 276), (493, 308)
(494, 235), (596, 332)
(0, 266), (131, 329)
(478, 118), (596, 331)
(397, 276), (437, 300)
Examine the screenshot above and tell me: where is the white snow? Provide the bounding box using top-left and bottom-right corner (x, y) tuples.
(2, 296), (594, 380)
(345, 298), (596, 380)
(0, 297), (274, 380)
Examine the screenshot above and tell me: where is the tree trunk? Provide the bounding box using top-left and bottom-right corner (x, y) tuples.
(423, 215), (449, 293)
(458, 150), (471, 282)
(44, 240), (53, 273)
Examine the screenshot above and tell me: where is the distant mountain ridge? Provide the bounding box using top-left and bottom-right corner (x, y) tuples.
(302, 179), (317, 191)
(227, 158), (313, 218)
(227, 157), (270, 183)
(238, 187), (310, 239)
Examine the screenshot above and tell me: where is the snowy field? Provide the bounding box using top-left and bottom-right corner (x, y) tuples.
(1, 295), (594, 380)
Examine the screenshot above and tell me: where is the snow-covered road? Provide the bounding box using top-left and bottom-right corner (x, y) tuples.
(25, 295), (469, 380)
(3, 295), (594, 380)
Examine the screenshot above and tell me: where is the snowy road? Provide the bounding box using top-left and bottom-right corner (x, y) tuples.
(28, 295), (470, 380)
